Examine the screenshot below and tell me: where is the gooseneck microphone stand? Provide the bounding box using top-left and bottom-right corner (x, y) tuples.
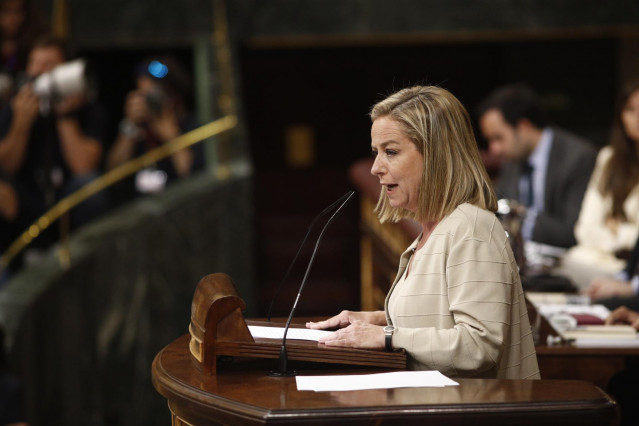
(266, 190), (356, 322)
(268, 190), (356, 377)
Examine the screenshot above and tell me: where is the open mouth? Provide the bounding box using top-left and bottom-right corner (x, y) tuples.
(386, 184), (397, 191)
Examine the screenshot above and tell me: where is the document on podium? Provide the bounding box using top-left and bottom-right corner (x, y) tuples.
(296, 371), (459, 392)
(248, 325), (334, 341)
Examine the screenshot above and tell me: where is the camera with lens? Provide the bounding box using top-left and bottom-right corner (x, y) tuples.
(31, 59), (91, 102)
(145, 87), (167, 117)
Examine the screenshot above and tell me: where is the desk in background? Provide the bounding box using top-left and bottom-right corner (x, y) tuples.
(530, 297), (639, 390)
(537, 344), (639, 391)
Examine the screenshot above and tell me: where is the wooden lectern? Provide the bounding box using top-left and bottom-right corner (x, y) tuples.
(188, 273), (406, 374)
(152, 273), (618, 425)
(153, 341), (618, 425)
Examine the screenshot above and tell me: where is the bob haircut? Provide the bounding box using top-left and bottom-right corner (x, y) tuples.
(370, 86), (497, 223)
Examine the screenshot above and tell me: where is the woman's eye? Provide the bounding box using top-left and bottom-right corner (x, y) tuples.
(370, 149), (378, 157)
(385, 149), (397, 157)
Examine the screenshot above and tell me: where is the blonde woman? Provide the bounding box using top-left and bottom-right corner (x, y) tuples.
(307, 86), (540, 380)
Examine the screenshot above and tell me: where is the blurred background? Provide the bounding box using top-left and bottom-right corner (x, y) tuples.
(0, 0), (637, 424)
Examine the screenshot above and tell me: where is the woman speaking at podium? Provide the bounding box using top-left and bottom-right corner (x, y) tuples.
(307, 86), (540, 379)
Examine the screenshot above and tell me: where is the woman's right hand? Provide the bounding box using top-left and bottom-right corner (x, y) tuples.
(306, 310), (385, 330)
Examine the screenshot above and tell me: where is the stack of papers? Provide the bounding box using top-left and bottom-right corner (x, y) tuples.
(248, 325), (334, 341)
(295, 371), (459, 392)
(561, 325), (637, 341)
(526, 293), (639, 347)
(526, 292), (590, 306)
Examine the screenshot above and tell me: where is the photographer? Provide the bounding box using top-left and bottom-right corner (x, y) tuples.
(106, 56), (202, 200)
(0, 0), (47, 108)
(0, 35), (108, 244)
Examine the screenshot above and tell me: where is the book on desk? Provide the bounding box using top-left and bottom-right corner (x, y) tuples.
(560, 325), (637, 341)
(526, 291), (639, 348)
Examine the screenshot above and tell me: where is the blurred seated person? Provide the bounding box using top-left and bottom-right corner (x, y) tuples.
(0, 35), (108, 242)
(106, 56), (203, 203)
(477, 84), (596, 249)
(308, 86), (540, 379)
(560, 79), (639, 288)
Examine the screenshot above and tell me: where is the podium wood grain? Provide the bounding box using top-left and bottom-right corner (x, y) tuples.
(152, 335), (618, 425)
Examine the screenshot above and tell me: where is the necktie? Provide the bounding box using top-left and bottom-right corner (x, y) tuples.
(521, 162), (534, 207)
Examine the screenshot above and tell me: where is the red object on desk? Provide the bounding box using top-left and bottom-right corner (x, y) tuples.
(572, 314), (605, 325)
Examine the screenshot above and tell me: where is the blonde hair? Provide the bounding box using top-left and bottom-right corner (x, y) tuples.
(370, 86), (497, 223)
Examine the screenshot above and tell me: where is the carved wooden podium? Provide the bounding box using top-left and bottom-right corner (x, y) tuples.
(152, 273), (618, 425)
(188, 273), (406, 374)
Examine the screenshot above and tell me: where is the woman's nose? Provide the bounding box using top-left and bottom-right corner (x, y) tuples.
(370, 155), (383, 176)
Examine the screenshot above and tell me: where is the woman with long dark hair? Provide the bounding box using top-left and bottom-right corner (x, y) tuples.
(564, 79), (639, 292)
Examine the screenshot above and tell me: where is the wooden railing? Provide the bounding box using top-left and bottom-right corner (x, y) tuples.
(0, 114), (237, 271)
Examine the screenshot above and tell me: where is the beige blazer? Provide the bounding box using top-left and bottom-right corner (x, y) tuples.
(385, 203), (540, 379)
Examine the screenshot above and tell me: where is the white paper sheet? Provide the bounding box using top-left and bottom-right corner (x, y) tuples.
(295, 371), (459, 392)
(248, 325), (334, 342)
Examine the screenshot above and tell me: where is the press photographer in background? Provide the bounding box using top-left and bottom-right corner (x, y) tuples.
(0, 35), (109, 254)
(0, 0), (47, 107)
(106, 56), (203, 204)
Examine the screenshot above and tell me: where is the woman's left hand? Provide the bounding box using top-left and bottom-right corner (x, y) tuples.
(318, 321), (385, 349)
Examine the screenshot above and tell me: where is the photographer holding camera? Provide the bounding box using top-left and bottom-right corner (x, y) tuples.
(106, 56), (202, 200)
(0, 35), (108, 248)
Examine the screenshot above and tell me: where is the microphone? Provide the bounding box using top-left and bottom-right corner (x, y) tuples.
(268, 190), (356, 377)
(266, 190), (356, 321)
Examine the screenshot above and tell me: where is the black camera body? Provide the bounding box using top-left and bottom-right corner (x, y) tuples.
(145, 88), (167, 117)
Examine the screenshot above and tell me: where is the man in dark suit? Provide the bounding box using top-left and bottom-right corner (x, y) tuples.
(478, 84), (597, 248)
